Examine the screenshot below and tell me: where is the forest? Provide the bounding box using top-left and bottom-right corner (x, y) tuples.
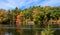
(0, 6), (60, 35)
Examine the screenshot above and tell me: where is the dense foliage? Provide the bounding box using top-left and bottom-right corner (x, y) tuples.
(0, 6), (60, 35)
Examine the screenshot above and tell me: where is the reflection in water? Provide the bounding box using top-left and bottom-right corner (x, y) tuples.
(1, 25), (60, 35)
(5, 32), (12, 35)
(5, 32), (9, 35)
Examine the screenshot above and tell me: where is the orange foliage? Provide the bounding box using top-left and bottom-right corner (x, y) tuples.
(16, 12), (23, 35)
(16, 15), (20, 19)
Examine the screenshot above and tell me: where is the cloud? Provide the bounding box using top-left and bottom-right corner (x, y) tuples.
(0, 0), (40, 10)
(0, 0), (60, 10)
(40, 0), (60, 6)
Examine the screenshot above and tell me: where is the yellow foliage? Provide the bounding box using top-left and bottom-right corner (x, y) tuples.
(3, 18), (6, 21)
(0, 19), (2, 22)
(19, 12), (23, 16)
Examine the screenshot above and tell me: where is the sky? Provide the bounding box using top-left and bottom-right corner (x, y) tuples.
(0, 0), (60, 10)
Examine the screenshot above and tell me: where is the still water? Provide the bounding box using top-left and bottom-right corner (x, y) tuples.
(5, 32), (12, 35)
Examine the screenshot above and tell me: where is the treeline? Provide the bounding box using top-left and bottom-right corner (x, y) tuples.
(0, 6), (60, 26)
(0, 6), (60, 35)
